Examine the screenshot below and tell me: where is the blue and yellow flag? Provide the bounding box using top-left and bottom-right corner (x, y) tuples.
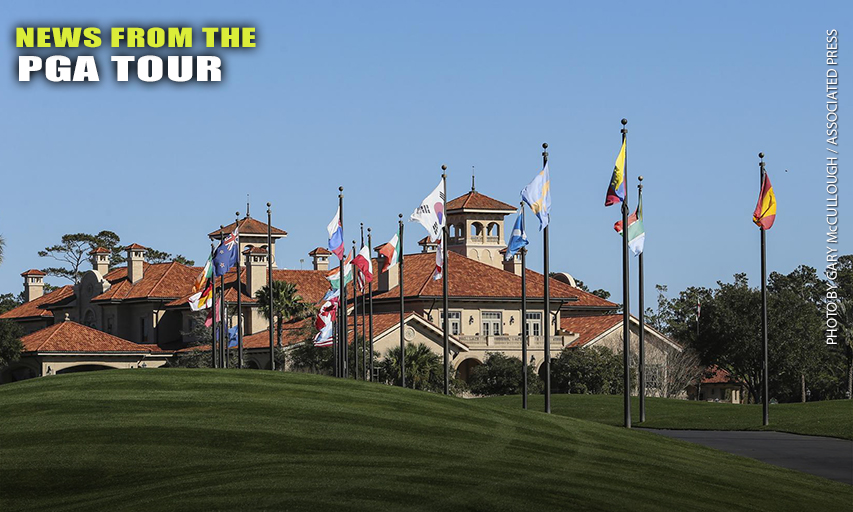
(521, 163), (551, 230)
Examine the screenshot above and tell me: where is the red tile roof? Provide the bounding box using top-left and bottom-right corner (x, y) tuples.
(368, 252), (616, 307)
(561, 314), (623, 348)
(124, 243), (148, 251)
(0, 286), (75, 320)
(243, 246), (268, 254)
(21, 321), (153, 353)
(309, 247), (331, 256)
(446, 191), (516, 212)
(165, 268), (331, 308)
(89, 247), (110, 254)
(702, 365), (740, 384)
(93, 262), (200, 302)
(208, 217), (287, 238)
(21, 269), (46, 277)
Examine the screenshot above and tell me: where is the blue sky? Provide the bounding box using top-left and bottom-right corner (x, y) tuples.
(1, 1), (849, 310)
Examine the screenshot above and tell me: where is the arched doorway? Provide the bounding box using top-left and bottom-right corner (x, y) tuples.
(456, 358), (482, 382)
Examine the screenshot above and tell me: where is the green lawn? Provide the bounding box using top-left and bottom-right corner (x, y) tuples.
(482, 394), (853, 440)
(0, 370), (850, 511)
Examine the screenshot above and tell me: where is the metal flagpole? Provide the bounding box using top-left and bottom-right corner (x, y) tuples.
(638, 176), (646, 423)
(520, 202), (528, 410)
(352, 240), (359, 380)
(339, 187), (347, 378)
(620, 118), (632, 428)
(219, 225), (227, 369)
(399, 214), (406, 387)
(267, 203), (275, 371)
(361, 223), (367, 380)
(210, 244), (217, 369)
(542, 143), (551, 414)
(368, 228), (375, 382)
(236, 212), (243, 369)
(759, 152), (769, 426)
(441, 165), (449, 395)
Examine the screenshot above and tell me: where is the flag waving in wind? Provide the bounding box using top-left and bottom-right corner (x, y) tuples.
(326, 252), (353, 289)
(605, 140), (627, 206)
(753, 172), (777, 230)
(378, 233), (401, 273)
(188, 249), (215, 311)
(327, 206), (345, 259)
(432, 235), (443, 281)
(504, 210), (528, 260)
(352, 244), (374, 290)
(213, 228), (239, 277)
(613, 193), (645, 256)
(410, 178), (445, 241)
(521, 163), (551, 230)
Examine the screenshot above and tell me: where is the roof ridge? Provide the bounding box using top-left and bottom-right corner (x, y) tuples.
(39, 322), (64, 352)
(148, 261), (178, 296)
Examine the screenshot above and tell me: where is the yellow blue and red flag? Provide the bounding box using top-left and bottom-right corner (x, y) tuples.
(605, 140), (626, 206)
(753, 172), (777, 230)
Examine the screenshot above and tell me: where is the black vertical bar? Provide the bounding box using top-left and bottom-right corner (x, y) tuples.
(339, 188), (347, 378)
(368, 228), (375, 382)
(352, 240), (359, 380)
(210, 244), (217, 369)
(542, 143), (551, 414)
(361, 224), (367, 381)
(621, 118), (631, 428)
(219, 225), (226, 369)
(759, 153), (769, 426)
(267, 203), (274, 371)
(236, 212), (243, 369)
(520, 202), (528, 410)
(399, 214), (406, 387)
(441, 167), (449, 395)
(638, 177), (645, 423)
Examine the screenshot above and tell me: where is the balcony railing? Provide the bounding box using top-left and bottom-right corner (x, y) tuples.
(457, 335), (570, 348)
(485, 236), (500, 244)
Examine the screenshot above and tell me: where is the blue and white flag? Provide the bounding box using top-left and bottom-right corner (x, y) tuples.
(504, 211), (528, 260)
(521, 163), (551, 230)
(228, 325), (239, 349)
(213, 228), (240, 277)
(327, 206), (345, 259)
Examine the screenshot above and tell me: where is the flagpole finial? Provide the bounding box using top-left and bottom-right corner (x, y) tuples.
(542, 142), (548, 149)
(471, 165), (475, 191)
(621, 118), (627, 125)
(638, 175), (643, 191)
(759, 152), (764, 160)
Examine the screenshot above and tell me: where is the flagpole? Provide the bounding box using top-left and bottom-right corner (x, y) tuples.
(352, 240), (359, 380)
(759, 152), (769, 426)
(211, 243), (217, 369)
(399, 213), (406, 388)
(368, 228), (375, 382)
(339, 187), (347, 378)
(620, 118), (632, 428)
(361, 223), (367, 381)
(638, 176), (646, 423)
(520, 202), (528, 410)
(441, 165), (450, 396)
(267, 203), (275, 371)
(542, 143), (551, 415)
(236, 212), (244, 369)
(220, 225), (227, 369)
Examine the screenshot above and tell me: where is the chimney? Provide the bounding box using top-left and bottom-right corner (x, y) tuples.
(244, 246), (269, 297)
(21, 269), (45, 302)
(89, 247), (111, 275)
(375, 245), (399, 292)
(309, 247), (330, 271)
(501, 249), (523, 276)
(125, 244), (147, 284)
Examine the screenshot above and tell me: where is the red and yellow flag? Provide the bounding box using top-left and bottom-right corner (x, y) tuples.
(752, 173), (776, 230)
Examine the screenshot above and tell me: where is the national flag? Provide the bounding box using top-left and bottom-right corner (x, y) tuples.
(353, 245), (373, 290)
(504, 210), (528, 260)
(213, 228), (239, 277)
(326, 252), (353, 289)
(228, 325), (239, 349)
(327, 206), (345, 259)
(313, 290), (339, 347)
(378, 233), (401, 273)
(613, 193), (645, 256)
(188, 282), (214, 312)
(752, 172), (777, 230)
(521, 163), (551, 230)
(605, 140), (627, 206)
(432, 235), (443, 281)
(410, 178), (446, 242)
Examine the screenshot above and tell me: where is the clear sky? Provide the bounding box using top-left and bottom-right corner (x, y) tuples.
(1, 1), (849, 311)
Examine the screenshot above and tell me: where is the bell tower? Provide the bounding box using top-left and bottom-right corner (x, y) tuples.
(445, 186), (517, 269)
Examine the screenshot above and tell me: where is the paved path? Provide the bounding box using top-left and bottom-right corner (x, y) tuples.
(645, 429), (853, 485)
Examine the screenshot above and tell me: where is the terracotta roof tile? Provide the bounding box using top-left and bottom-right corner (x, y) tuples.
(309, 247), (331, 256)
(0, 286), (75, 320)
(124, 243), (148, 251)
(446, 191), (516, 212)
(208, 217), (287, 238)
(242, 246), (268, 255)
(89, 247), (110, 254)
(702, 365), (740, 384)
(21, 321), (153, 353)
(92, 262), (199, 302)
(165, 268), (331, 308)
(20, 269), (46, 277)
(561, 314), (623, 348)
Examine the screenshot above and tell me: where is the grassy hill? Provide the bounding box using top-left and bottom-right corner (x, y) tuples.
(483, 394), (853, 440)
(0, 369), (850, 511)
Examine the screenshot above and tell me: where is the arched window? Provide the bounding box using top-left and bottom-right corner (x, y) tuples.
(470, 222), (483, 237)
(487, 222), (500, 238)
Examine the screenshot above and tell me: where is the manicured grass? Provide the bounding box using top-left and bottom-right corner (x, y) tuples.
(0, 370), (850, 511)
(483, 394), (853, 440)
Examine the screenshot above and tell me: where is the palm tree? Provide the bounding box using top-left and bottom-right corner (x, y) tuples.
(381, 343), (442, 391)
(255, 280), (312, 348)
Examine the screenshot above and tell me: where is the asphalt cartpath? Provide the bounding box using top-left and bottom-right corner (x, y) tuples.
(645, 429), (853, 485)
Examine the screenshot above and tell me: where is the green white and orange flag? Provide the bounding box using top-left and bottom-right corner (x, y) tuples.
(378, 233), (401, 273)
(326, 252), (353, 289)
(614, 194), (645, 256)
(753, 172), (777, 230)
(188, 251), (214, 311)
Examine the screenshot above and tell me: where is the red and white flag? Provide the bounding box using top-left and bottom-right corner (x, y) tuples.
(352, 245), (373, 290)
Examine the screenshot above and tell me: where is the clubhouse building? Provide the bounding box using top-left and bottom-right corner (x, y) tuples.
(1, 187), (682, 392)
